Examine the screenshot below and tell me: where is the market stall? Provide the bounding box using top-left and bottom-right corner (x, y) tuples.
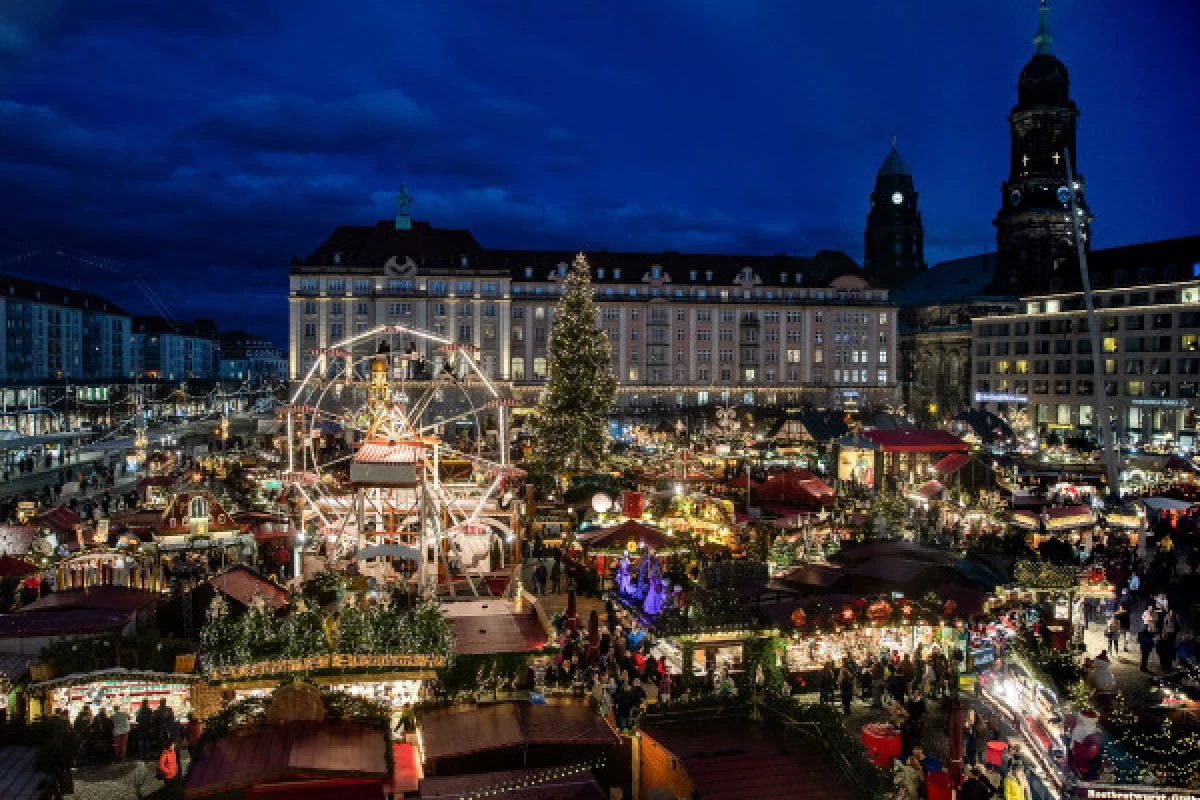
(32, 668), (202, 722)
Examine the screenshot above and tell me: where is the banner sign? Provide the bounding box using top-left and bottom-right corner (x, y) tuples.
(208, 653), (446, 680)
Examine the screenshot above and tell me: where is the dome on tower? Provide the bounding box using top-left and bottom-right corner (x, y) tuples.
(1018, 53), (1070, 106)
(877, 142), (911, 178)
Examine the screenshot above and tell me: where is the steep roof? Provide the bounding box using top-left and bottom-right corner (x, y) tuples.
(294, 220), (483, 271)
(862, 429), (968, 453)
(891, 253), (999, 307)
(207, 565), (289, 610)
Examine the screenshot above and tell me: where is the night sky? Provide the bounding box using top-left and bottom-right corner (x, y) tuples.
(0, 1), (1196, 342)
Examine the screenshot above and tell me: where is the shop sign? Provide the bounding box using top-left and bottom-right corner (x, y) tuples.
(209, 653), (446, 680)
(1077, 788), (1200, 799)
(1131, 398), (1190, 408)
(974, 391), (1028, 404)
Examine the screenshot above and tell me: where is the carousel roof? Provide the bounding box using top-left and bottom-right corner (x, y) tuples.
(418, 703), (618, 763)
(576, 519), (672, 551)
(756, 470), (835, 506)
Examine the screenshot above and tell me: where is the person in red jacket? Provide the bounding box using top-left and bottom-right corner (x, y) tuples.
(158, 741), (179, 786)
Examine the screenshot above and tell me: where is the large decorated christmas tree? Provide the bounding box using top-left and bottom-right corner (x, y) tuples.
(534, 253), (617, 472)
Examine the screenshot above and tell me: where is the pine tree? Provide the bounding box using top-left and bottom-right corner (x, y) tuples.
(534, 253), (617, 472)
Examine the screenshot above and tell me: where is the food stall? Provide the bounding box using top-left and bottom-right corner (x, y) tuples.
(977, 660), (1070, 799)
(32, 668), (202, 722)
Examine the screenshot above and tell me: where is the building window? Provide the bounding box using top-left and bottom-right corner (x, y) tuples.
(532, 357), (547, 379)
(303, 301), (317, 315)
(511, 357), (525, 379)
(303, 323), (316, 338)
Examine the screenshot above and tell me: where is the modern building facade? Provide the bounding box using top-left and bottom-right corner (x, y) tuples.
(0, 275), (130, 383)
(132, 317), (219, 381)
(219, 331), (287, 384)
(289, 215), (899, 412)
(972, 236), (1200, 447)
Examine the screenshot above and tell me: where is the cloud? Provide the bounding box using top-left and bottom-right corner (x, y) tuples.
(195, 90), (435, 153)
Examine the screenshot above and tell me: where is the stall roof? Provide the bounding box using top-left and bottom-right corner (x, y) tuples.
(933, 453), (972, 475)
(0, 747), (48, 800)
(0, 526), (37, 556)
(19, 587), (160, 614)
(419, 768), (606, 800)
(1163, 455), (1197, 473)
(1142, 497), (1194, 512)
(862, 429), (968, 453)
(29, 506), (81, 533)
(914, 480), (944, 499)
(0, 654), (34, 683)
(184, 720), (388, 799)
(0, 608), (134, 639)
(642, 719), (852, 800)
(756, 470), (835, 507)
(208, 565), (289, 610)
(442, 599), (548, 655)
(29, 667), (204, 691)
(0, 555), (38, 577)
(576, 520), (672, 552)
(418, 703), (618, 763)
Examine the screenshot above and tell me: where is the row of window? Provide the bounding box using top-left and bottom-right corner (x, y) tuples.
(1024, 286), (1200, 314)
(978, 311), (1200, 338)
(978, 378), (1198, 399)
(979, 334), (1200, 359)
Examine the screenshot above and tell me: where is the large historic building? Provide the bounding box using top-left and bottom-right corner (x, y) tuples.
(288, 204), (899, 412)
(992, 0), (1092, 294)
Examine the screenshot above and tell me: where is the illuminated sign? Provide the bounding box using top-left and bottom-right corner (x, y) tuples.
(1131, 398), (1190, 408)
(974, 392), (1028, 404)
(209, 653), (446, 680)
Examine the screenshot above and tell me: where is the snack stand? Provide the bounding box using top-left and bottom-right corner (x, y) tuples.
(784, 621), (964, 673)
(977, 661), (1070, 799)
(32, 668), (202, 722)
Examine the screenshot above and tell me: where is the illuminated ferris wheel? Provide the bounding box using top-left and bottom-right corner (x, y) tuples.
(284, 324), (519, 596)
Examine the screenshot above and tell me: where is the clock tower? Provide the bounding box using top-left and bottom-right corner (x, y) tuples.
(993, 0), (1093, 294)
(865, 137), (925, 285)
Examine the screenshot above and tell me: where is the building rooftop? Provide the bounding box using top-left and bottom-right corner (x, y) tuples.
(0, 273), (127, 316)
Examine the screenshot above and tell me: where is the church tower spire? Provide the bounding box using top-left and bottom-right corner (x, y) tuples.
(1033, 0), (1054, 55)
(992, 1), (1092, 294)
(864, 138), (924, 285)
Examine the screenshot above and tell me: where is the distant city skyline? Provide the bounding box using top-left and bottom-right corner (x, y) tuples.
(0, 1), (1195, 339)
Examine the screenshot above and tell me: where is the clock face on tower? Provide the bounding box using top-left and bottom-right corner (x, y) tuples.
(891, 192), (903, 205)
(1056, 186), (1071, 205)
(1010, 189), (1022, 207)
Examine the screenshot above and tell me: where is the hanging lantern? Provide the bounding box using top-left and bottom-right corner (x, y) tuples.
(901, 602), (913, 617)
(840, 604), (855, 623)
(943, 599), (957, 617)
(790, 608), (807, 628)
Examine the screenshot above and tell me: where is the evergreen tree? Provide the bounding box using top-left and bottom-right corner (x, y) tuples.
(534, 253), (617, 472)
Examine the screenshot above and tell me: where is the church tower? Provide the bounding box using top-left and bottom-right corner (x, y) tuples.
(864, 138), (925, 284)
(993, 0), (1092, 293)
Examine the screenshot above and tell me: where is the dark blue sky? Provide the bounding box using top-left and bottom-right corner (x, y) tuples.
(0, 1), (1196, 342)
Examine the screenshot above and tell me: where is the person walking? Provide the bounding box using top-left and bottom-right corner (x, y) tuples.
(839, 663), (855, 715)
(1105, 615), (1120, 654)
(1115, 602), (1132, 652)
(157, 741), (179, 789)
(1138, 626), (1156, 673)
(112, 705), (131, 761)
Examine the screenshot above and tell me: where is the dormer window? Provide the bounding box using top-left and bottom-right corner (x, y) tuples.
(705, 271), (713, 281)
(558, 264), (567, 277)
(460, 255), (469, 268)
(651, 266), (661, 279)
(795, 274), (802, 284)
(597, 268), (605, 279)
(614, 269), (622, 280)
(781, 272), (788, 283)
(524, 267), (533, 279)
(689, 270), (697, 281)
